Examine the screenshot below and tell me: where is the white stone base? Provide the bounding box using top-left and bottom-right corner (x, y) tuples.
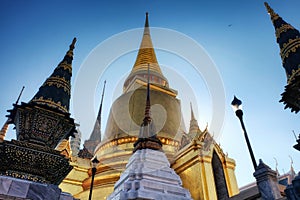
(108, 149), (192, 200)
(0, 176), (75, 200)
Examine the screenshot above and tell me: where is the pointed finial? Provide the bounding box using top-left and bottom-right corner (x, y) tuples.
(133, 62), (162, 152)
(264, 2), (279, 20)
(231, 95), (242, 106)
(70, 37), (77, 51)
(66, 37), (76, 58)
(145, 12), (149, 27)
(289, 155), (294, 168)
(264, 2), (272, 13)
(145, 63), (151, 119)
(288, 155), (296, 178)
(190, 102), (196, 120)
(273, 157), (279, 176)
(99, 80), (106, 116)
(15, 86), (25, 105)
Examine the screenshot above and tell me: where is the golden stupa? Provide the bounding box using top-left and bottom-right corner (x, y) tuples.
(60, 13), (239, 200)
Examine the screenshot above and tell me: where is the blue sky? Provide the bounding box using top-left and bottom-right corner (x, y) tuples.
(1, 0), (300, 188)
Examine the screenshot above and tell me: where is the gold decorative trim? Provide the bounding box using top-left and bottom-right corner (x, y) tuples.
(96, 136), (179, 152)
(288, 67), (300, 84)
(43, 76), (70, 94)
(58, 62), (72, 73)
(136, 79), (177, 97)
(66, 50), (74, 58)
(62, 178), (83, 186)
(31, 96), (68, 113)
(280, 38), (300, 59)
(276, 24), (295, 38)
(73, 166), (89, 172)
(0, 120), (9, 142)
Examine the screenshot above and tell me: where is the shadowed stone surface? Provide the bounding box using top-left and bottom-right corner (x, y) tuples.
(253, 159), (282, 200)
(0, 176), (76, 200)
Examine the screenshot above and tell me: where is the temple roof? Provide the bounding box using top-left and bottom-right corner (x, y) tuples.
(30, 38), (76, 113)
(124, 13), (169, 90)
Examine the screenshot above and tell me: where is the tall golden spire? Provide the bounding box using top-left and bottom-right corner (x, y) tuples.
(124, 13), (169, 90)
(132, 13), (159, 72)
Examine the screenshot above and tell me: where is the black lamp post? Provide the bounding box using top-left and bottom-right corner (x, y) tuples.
(231, 96), (258, 170)
(88, 156), (99, 200)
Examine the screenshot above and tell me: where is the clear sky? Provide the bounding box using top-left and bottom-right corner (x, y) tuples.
(1, 0), (300, 188)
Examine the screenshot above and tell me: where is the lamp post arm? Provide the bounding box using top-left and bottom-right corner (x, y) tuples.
(236, 110), (258, 170)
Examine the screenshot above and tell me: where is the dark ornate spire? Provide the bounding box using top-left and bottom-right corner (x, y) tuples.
(30, 38), (76, 113)
(265, 2), (300, 113)
(7, 38), (76, 149)
(1, 39), (76, 184)
(133, 64), (162, 153)
(84, 80), (106, 154)
(124, 12), (169, 90)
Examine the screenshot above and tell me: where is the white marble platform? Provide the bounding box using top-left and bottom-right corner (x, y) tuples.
(108, 148), (192, 200)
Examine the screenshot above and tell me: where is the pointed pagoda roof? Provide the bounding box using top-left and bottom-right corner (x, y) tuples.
(133, 64), (162, 152)
(124, 13), (169, 90)
(84, 81), (106, 154)
(265, 2), (300, 81)
(265, 2), (300, 113)
(30, 38), (76, 113)
(89, 80), (106, 142)
(189, 103), (201, 135)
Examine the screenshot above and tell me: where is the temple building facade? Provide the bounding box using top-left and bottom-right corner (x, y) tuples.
(0, 7), (243, 200)
(2, 2), (300, 200)
(59, 13), (239, 200)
